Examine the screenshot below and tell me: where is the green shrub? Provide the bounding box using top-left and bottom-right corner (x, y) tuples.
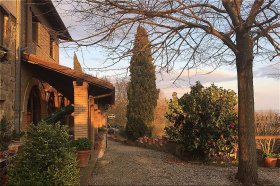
(165, 92), (184, 142)
(165, 82), (238, 160)
(71, 138), (92, 151)
(164, 126), (181, 142)
(118, 127), (127, 138)
(264, 153), (279, 158)
(0, 117), (12, 151)
(8, 121), (79, 185)
(126, 117), (149, 140)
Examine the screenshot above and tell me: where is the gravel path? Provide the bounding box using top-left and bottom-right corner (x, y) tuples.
(88, 141), (280, 185)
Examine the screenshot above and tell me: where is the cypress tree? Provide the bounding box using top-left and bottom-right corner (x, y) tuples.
(126, 26), (159, 140)
(73, 52), (83, 73)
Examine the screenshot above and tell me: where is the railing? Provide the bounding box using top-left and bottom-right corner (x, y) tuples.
(255, 136), (280, 139)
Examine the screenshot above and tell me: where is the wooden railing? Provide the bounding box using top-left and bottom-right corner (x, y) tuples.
(255, 136), (280, 139)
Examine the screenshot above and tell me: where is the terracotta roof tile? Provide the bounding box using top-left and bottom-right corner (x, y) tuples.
(22, 53), (114, 90)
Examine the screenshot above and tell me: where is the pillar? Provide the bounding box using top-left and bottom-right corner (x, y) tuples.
(97, 110), (102, 127)
(54, 93), (59, 108)
(93, 104), (99, 134)
(89, 96), (95, 144)
(73, 81), (89, 140)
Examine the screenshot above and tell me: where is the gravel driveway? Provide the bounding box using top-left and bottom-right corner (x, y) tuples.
(87, 141), (280, 185)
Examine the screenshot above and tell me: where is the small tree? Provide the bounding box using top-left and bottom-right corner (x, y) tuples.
(111, 78), (128, 127)
(152, 93), (169, 137)
(126, 26), (159, 140)
(8, 121), (79, 185)
(73, 52), (83, 73)
(166, 82), (238, 160)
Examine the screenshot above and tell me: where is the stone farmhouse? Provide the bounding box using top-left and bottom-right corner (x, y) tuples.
(0, 0), (114, 142)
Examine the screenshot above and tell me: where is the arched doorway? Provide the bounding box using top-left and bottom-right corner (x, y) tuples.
(27, 86), (41, 124)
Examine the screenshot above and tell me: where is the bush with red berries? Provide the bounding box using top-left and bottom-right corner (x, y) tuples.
(165, 82), (238, 160)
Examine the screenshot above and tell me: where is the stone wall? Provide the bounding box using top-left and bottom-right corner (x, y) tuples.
(0, 0), (61, 124)
(22, 0), (60, 63)
(0, 4), (17, 122)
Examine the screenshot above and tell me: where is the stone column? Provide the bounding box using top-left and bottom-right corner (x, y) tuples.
(54, 93), (59, 108)
(93, 104), (99, 135)
(97, 110), (102, 128)
(73, 81), (89, 140)
(101, 112), (106, 127)
(89, 96), (95, 144)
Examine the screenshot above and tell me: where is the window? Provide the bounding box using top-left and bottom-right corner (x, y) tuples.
(0, 9), (4, 46)
(50, 35), (54, 58)
(0, 7), (8, 47)
(32, 12), (39, 43)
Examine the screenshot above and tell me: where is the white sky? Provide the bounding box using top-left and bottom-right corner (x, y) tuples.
(54, 2), (280, 112)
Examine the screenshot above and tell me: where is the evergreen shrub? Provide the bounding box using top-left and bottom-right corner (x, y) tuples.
(8, 121), (79, 185)
(0, 117), (12, 151)
(165, 82), (238, 160)
(126, 26), (159, 140)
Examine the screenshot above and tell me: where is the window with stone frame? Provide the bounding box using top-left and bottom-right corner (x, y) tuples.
(50, 34), (54, 58)
(32, 12), (39, 44)
(0, 8), (3, 46)
(0, 7), (8, 48)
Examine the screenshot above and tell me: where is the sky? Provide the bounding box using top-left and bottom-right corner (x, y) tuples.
(54, 2), (280, 112)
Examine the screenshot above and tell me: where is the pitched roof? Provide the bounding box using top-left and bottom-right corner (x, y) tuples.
(22, 53), (115, 103)
(35, 0), (72, 40)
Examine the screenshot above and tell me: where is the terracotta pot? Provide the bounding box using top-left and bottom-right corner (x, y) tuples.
(8, 149), (16, 156)
(277, 158), (280, 167)
(3, 175), (8, 185)
(264, 157), (277, 168)
(77, 150), (91, 168)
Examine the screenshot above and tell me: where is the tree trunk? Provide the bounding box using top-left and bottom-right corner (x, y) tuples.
(236, 31), (258, 185)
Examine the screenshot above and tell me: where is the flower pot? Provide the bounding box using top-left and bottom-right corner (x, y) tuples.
(8, 149), (16, 156)
(0, 152), (4, 159)
(277, 158), (280, 167)
(264, 157), (277, 168)
(3, 175), (8, 185)
(77, 150), (91, 168)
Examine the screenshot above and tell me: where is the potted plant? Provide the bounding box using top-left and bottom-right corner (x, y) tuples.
(276, 153), (280, 168)
(264, 153), (278, 168)
(71, 138), (92, 168)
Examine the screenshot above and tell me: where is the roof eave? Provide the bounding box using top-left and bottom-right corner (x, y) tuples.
(38, 0), (72, 41)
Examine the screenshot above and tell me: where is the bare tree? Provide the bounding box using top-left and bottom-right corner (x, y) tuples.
(58, 0), (280, 184)
(111, 78), (128, 127)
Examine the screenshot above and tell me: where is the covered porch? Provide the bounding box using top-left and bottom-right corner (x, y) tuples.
(21, 53), (115, 142)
